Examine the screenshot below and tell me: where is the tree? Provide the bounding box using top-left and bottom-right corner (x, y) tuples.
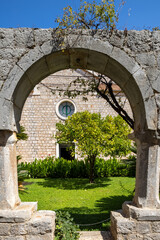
(55, 0), (120, 31)
(54, 0), (134, 129)
(17, 125), (28, 141)
(55, 111), (131, 183)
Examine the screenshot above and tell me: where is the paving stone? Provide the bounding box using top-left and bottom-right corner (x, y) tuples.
(25, 234), (53, 240)
(79, 231), (111, 240)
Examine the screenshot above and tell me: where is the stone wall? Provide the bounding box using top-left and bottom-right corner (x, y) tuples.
(111, 201), (160, 240)
(0, 202), (56, 240)
(16, 69), (132, 162)
(111, 211), (160, 240)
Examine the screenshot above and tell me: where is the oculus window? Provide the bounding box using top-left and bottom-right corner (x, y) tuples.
(56, 99), (76, 120)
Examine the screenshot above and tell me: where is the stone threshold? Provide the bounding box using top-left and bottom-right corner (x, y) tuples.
(79, 231), (111, 240)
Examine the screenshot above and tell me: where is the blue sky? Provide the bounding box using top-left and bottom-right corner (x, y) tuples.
(0, 0), (159, 30)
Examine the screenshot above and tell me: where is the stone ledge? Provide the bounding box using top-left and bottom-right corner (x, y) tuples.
(0, 202), (37, 223)
(122, 201), (160, 221)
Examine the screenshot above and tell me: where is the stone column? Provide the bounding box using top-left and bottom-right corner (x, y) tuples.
(133, 130), (160, 208)
(0, 130), (20, 209)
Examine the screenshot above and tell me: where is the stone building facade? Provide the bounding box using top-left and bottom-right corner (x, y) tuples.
(17, 69), (132, 162)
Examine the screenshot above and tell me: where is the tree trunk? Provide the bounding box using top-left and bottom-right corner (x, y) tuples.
(89, 155), (96, 183)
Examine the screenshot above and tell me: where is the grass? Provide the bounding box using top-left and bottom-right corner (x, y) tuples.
(19, 177), (135, 231)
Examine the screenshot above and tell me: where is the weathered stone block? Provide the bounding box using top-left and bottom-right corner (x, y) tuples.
(132, 68), (153, 100)
(70, 48), (88, 70)
(34, 29), (52, 45)
(109, 32), (124, 48)
(117, 220), (136, 234)
(111, 211), (136, 234)
(13, 28), (35, 48)
(26, 57), (50, 87)
(0, 29), (14, 48)
(17, 46), (44, 72)
(129, 234), (143, 240)
(152, 221), (160, 233)
(136, 52), (156, 67)
(0, 224), (10, 236)
(46, 50), (70, 73)
(40, 40), (54, 55)
(123, 202), (160, 221)
(27, 216), (54, 235)
(89, 37), (113, 56)
(144, 233), (160, 240)
(112, 46), (140, 75)
(0, 202), (37, 222)
(10, 224), (27, 235)
(136, 222), (151, 234)
(0, 65), (25, 100)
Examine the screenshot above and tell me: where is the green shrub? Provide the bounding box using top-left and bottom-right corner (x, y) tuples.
(94, 158), (130, 177)
(20, 157), (88, 179)
(20, 156), (134, 179)
(17, 164), (28, 182)
(55, 211), (79, 240)
(121, 155), (136, 177)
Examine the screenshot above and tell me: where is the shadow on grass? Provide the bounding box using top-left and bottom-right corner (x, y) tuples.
(95, 194), (133, 212)
(56, 206), (109, 231)
(36, 177), (112, 190)
(55, 194), (133, 231)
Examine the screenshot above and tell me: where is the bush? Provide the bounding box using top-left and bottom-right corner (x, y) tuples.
(20, 156), (134, 179)
(20, 157), (88, 179)
(94, 158), (130, 177)
(121, 155), (136, 177)
(55, 211), (79, 240)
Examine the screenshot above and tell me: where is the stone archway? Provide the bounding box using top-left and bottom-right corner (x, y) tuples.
(0, 28), (160, 239)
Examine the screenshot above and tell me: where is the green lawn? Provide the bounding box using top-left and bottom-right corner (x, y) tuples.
(19, 177), (135, 231)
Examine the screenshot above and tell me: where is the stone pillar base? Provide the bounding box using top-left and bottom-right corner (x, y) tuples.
(0, 202), (56, 240)
(110, 202), (160, 240)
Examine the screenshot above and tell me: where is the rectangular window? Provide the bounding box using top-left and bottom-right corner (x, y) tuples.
(56, 143), (75, 160)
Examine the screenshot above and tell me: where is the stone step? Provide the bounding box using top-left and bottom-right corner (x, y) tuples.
(79, 231), (112, 240)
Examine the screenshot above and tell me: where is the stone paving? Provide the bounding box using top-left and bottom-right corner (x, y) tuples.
(79, 231), (112, 240)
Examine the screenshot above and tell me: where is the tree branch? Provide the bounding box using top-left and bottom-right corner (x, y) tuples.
(96, 75), (134, 129)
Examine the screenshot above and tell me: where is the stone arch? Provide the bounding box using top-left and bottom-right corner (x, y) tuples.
(0, 36), (156, 134)
(1, 31), (160, 239)
(0, 34), (159, 212)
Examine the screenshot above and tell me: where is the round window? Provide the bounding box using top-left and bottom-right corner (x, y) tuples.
(56, 99), (76, 120)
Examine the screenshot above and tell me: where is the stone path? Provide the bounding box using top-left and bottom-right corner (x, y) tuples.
(79, 231), (112, 240)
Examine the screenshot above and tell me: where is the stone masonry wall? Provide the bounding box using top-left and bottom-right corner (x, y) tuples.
(111, 210), (160, 240)
(16, 69), (132, 162)
(0, 202), (56, 240)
